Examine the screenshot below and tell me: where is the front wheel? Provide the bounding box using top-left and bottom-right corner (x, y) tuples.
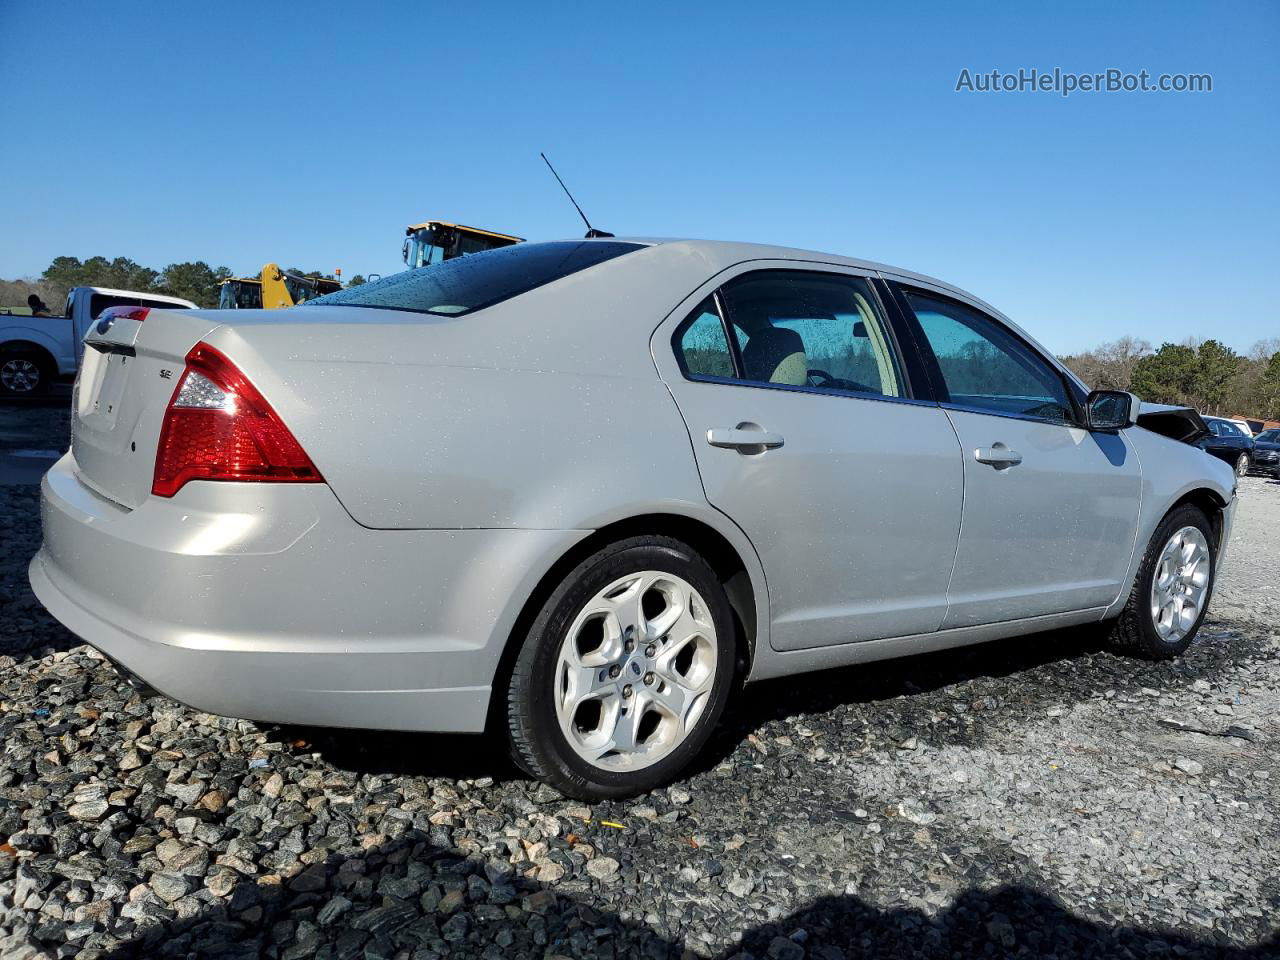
(1235, 453), (1250, 477)
(1105, 504), (1216, 659)
(506, 536), (736, 800)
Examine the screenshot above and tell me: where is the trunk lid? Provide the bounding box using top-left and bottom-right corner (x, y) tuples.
(72, 309), (223, 508)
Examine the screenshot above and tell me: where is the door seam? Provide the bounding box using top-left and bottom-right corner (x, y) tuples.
(939, 407), (967, 629)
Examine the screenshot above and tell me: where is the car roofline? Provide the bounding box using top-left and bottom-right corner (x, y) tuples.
(606, 237), (1083, 395)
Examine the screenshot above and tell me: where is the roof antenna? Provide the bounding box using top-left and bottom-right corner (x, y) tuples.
(541, 152), (614, 238)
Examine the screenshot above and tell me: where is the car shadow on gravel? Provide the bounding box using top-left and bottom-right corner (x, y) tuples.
(268, 724), (525, 785)
(91, 831), (1276, 959)
(263, 628), (1112, 788)
(267, 619), (1252, 788)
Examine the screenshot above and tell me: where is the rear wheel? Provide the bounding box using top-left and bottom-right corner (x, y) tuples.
(1105, 504), (1216, 659)
(1234, 453), (1249, 477)
(506, 536), (736, 799)
(0, 351), (51, 396)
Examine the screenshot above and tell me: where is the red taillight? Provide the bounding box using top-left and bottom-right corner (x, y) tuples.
(152, 342), (322, 498)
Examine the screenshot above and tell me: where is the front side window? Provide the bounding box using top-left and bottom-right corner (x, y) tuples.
(309, 240), (642, 317)
(718, 271), (904, 397)
(903, 290), (1074, 423)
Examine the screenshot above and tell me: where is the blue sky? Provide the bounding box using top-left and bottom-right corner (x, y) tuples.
(2, 0), (1276, 354)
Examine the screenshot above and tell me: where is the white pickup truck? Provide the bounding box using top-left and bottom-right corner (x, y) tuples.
(0, 286), (196, 396)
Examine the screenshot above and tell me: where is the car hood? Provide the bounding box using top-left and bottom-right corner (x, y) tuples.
(1136, 403), (1209, 444)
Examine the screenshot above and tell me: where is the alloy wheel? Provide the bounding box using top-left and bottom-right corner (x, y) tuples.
(0, 358), (41, 393)
(1149, 525), (1211, 644)
(1235, 454), (1249, 477)
(553, 570), (718, 772)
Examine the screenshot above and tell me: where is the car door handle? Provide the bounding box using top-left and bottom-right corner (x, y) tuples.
(706, 426), (785, 452)
(974, 445), (1023, 468)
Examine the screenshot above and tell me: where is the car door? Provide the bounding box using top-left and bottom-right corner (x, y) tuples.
(888, 283), (1142, 627)
(656, 266), (964, 651)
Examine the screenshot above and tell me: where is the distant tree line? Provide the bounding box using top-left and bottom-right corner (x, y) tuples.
(1059, 337), (1280, 419)
(1, 256), (364, 312)
(39, 256), (234, 309)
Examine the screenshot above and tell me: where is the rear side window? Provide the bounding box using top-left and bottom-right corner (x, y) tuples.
(720, 271), (905, 397)
(674, 297), (735, 378)
(307, 240), (643, 317)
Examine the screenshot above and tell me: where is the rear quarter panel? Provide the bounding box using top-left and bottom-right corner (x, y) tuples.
(203, 243), (728, 532)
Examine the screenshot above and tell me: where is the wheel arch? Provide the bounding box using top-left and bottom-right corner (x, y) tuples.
(1169, 486), (1228, 551)
(1105, 475), (1231, 623)
(485, 512), (765, 734)
(0, 339), (58, 368)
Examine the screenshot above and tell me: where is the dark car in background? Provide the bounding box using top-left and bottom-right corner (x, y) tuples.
(1251, 427), (1280, 477)
(1198, 416), (1254, 477)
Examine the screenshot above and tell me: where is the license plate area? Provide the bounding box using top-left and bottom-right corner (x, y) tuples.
(78, 347), (134, 432)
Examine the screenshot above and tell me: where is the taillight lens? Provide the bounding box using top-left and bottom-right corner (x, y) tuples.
(152, 342), (322, 497)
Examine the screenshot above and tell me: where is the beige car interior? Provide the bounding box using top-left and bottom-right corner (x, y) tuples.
(729, 276), (902, 396)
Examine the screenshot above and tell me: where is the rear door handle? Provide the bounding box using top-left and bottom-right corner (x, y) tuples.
(707, 426), (785, 452)
(974, 444), (1023, 468)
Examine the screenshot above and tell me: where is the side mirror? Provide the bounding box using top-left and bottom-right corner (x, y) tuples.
(1085, 390), (1140, 431)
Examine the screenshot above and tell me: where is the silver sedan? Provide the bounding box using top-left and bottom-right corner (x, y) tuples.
(30, 239), (1236, 798)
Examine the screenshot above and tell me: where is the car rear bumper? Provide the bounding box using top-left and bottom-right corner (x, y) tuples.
(29, 454), (584, 733)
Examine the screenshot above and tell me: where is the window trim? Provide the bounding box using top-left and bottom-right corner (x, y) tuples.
(669, 267), (924, 406)
(886, 281), (1087, 428)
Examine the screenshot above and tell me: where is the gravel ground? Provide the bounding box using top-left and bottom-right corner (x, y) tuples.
(1, 401), (1278, 959)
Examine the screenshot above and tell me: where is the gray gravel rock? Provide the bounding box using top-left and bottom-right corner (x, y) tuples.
(1175, 756), (1205, 776)
(148, 872), (189, 904)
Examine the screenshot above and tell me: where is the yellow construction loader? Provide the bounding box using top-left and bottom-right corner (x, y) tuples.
(218, 265), (343, 310)
(402, 220), (523, 268)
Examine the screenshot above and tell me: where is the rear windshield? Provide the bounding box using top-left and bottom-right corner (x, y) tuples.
(306, 240), (643, 317)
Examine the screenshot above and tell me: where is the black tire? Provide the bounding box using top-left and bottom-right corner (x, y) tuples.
(1234, 453), (1249, 478)
(1104, 503), (1216, 660)
(506, 535), (736, 800)
(0, 351), (52, 397)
